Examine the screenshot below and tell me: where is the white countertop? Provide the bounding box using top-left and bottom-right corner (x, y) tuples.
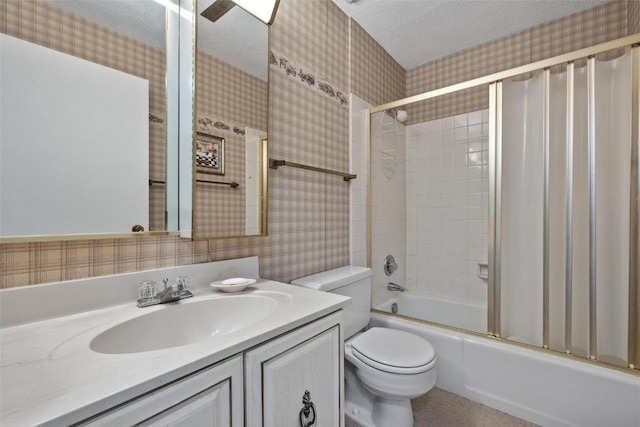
(0, 278), (350, 426)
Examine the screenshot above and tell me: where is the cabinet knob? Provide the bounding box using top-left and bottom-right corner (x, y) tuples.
(298, 390), (317, 427)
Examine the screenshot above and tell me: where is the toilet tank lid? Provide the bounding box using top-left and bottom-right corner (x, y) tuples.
(291, 266), (372, 292)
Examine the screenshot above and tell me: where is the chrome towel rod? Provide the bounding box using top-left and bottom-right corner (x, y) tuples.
(149, 179), (239, 188)
(269, 158), (356, 182)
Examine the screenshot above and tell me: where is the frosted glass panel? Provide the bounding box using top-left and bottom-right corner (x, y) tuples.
(498, 51), (632, 365)
(594, 52), (631, 366)
(548, 70), (567, 352)
(500, 73), (544, 346)
(571, 66), (590, 359)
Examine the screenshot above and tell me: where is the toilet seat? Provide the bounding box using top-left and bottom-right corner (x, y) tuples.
(350, 328), (436, 375)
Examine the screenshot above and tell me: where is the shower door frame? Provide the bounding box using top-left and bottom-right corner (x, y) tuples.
(367, 34), (640, 370)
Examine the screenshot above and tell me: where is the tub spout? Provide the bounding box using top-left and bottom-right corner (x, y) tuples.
(387, 282), (406, 292)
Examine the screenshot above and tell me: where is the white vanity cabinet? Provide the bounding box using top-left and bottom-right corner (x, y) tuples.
(0, 260), (351, 427)
(76, 312), (343, 427)
(246, 312), (344, 427)
(81, 355), (244, 427)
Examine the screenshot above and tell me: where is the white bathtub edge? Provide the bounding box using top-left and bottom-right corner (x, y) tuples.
(370, 312), (640, 427)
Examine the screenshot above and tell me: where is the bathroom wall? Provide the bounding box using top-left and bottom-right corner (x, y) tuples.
(3, 0), (631, 289)
(351, 20), (406, 107)
(266, 0), (348, 281)
(406, 0), (633, 124)
(405, 110), (489, 306)
(631, 0), (640, 34)
(264, 0), (403, 282)
(0, 0), (405, 288)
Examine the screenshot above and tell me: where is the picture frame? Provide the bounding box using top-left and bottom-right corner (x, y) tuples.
(195, 133), (225, 175)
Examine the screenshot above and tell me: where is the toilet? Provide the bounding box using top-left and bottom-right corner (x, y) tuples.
(292, 266), (436, 427)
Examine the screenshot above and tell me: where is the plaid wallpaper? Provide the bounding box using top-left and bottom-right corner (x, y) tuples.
(406, 0), (634, 125)
(351, 19), (406, 106)
(630, 0), (640, 34)
(1, 0), (634, 288)
(194, 51), (268, 239)
(266, 0), (350, 281)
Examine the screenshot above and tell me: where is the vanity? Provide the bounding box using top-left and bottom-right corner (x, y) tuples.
(0, 257), (350, 426)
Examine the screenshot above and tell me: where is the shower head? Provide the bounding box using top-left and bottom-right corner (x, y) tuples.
(395, 109), (408, 123)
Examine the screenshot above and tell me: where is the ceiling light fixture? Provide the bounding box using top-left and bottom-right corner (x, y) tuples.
(201, 0), (236, 22)
(231, 0), (279, 25)
(201, 0), (279, 25)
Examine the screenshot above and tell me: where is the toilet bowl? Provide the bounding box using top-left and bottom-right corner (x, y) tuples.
(344, 328), (436, 426)
(291, 266), (437, 427)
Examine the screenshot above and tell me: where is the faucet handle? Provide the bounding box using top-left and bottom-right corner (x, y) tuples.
(384, 255), (398, 276)
(138, 280), (156, 299)
(175, 276), (191, 291)
(162, 277), (169, 290)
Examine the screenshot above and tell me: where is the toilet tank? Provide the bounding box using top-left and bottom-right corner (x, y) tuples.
(291, 266), (372, 339)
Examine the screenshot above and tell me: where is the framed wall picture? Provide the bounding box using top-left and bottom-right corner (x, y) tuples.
(195, 132), (225, 175)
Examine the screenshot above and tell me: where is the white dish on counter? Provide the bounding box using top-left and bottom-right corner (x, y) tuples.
(210, 278), (257, 292)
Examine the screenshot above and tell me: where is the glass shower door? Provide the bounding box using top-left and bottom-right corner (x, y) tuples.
(496, 50), (632, 366)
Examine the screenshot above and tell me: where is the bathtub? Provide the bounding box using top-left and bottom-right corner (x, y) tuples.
(375, 293), (487, 333)
(370, 303), (640, 427)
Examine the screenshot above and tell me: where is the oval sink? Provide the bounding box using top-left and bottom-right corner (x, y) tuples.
(91, 295), (277, 354)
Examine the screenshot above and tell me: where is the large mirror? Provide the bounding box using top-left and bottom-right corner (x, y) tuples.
(192, 1), (269, 239)
(0, 0), (189, 241)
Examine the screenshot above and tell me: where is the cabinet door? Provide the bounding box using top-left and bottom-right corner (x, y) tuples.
(82, 355), (243, 427)
(245, 312), (344, 427)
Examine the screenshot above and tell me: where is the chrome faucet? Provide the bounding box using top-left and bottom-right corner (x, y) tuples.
(387, 282), (406, 292)
(137, 277), (193, 308)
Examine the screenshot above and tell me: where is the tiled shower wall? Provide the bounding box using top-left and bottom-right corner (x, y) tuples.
(0, 0), (405, 288)
(406, 110), (489, 305)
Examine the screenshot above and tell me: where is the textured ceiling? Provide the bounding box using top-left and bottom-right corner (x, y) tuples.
(47, 0), (609, 80)
(47, 0), (268, 81)
(46, 1), (167, 51)
(331, 0), (607, 70)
